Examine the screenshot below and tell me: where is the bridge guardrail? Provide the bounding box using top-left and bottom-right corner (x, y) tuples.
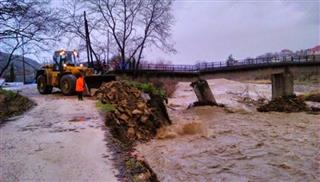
(115, 55), (320, 73)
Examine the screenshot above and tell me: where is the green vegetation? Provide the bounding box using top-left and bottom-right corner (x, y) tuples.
(95, 101), (115, 112)
(125, 80), (166, 99)
(0, 88), (17, 98)
(0, 89), (34, 122)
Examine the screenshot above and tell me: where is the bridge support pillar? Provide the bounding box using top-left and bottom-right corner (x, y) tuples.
(190, 79), (217, 105)
(271, 70), (294, 99)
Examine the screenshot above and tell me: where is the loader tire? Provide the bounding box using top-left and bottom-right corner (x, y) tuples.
(60, 74), (76, 95)
(37, 75), (52, 94)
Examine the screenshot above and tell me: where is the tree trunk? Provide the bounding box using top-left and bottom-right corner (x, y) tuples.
(9, 63), (16, 82)
(0, 44), (19, 78)
(135, 45), (144, 71)
(121, 49), (126, 70)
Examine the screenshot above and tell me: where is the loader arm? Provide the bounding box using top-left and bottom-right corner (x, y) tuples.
(84, 75), (116, 89)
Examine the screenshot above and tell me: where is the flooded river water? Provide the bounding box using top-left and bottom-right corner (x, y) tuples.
(136, 79), (320, 181)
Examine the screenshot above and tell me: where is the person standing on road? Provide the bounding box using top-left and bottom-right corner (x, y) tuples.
(75, 73), (84, 101)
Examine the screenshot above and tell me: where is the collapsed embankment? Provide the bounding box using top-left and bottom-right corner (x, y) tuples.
(0, 88), (35, 123)
(96, 80), (171, 181)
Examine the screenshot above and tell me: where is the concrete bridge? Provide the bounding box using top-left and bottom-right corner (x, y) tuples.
(113, 55), (320, 104)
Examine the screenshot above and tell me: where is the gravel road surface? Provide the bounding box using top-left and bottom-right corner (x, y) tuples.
(0, 85), (118, 182)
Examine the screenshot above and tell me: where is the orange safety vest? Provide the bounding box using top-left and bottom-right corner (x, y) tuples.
(76, 77), (85, 92)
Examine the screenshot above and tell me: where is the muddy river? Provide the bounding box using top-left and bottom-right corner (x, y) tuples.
(136, 79), (320, 181)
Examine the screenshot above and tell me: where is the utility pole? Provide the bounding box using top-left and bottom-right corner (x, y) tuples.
(107, 29), (110, 64)
(84, 11), (93, 68)
(22, 37), (26, 84)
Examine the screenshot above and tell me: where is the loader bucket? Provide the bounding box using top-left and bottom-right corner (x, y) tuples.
(84, 75), (116, 89)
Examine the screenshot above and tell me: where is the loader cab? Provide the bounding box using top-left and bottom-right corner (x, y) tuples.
(53, 49), (79, 71)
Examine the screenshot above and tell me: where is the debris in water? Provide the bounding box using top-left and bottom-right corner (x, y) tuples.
(257, 95), (309, 112)
(302, 90), (320, 102)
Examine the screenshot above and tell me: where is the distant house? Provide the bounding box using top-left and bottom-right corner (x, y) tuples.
(295, 49), (308, 57)
(308, 45), (320, 55)
(279, 49), (293, 56)
(277, 49), (294, 61)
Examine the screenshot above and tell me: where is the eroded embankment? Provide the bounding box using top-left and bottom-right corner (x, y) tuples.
(96, 80), (171, 182)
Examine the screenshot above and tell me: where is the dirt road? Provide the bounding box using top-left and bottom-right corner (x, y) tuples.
(0, 85), (118, 182)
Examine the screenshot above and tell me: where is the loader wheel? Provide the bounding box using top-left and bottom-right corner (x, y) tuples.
(60, 74), (76, 95)
(37, 75), (52, 94)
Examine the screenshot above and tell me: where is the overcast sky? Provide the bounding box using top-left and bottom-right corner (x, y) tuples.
(144, 0), (319, 64)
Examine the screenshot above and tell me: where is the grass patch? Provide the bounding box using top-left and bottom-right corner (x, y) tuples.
(0, 88), (17, 98)
(96, 101), (115, 112)
(0, 89), (34, 122)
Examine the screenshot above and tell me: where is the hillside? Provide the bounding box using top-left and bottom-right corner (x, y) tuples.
(0, 52), (41, 83)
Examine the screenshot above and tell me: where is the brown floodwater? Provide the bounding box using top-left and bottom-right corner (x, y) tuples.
(136, 79), (320, 182)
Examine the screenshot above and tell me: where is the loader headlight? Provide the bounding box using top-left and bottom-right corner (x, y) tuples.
(63, 63), (67, 67)
(79, 63), (83, 67)
(73, 50), (78, 57)
(59, 49), (65, 56)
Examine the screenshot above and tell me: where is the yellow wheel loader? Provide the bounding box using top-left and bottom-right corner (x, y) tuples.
(36, 49), (115, 95)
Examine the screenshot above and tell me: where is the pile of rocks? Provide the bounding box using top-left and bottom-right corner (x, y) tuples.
(257, 95), (309, 112)
(96, 81), (170, 142)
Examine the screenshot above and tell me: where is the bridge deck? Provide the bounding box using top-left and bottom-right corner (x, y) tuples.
(114, 55), (320, 75)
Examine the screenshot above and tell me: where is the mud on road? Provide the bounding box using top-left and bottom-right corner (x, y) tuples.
(0, 85), (118, 182)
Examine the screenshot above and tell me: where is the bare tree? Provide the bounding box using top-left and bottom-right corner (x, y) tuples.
(131, 0), (175, 70)
(0, 0), (59, 77)
(58, 0), (114, 64)
(86, 0), (175, 70)
(58, 0), (92, 52)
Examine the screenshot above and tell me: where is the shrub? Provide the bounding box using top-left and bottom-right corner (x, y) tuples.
(126, 80), (166, 99)
(132, 78), (177, 98)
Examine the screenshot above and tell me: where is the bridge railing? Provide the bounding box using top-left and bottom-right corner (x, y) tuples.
(138, 64), (198, 72)
(116, 54), (319, 73)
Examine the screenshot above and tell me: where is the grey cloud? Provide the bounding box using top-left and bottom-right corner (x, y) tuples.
(145, 0), (319, 64)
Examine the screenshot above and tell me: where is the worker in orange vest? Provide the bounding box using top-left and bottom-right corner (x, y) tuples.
(75, 73), (85, 100)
